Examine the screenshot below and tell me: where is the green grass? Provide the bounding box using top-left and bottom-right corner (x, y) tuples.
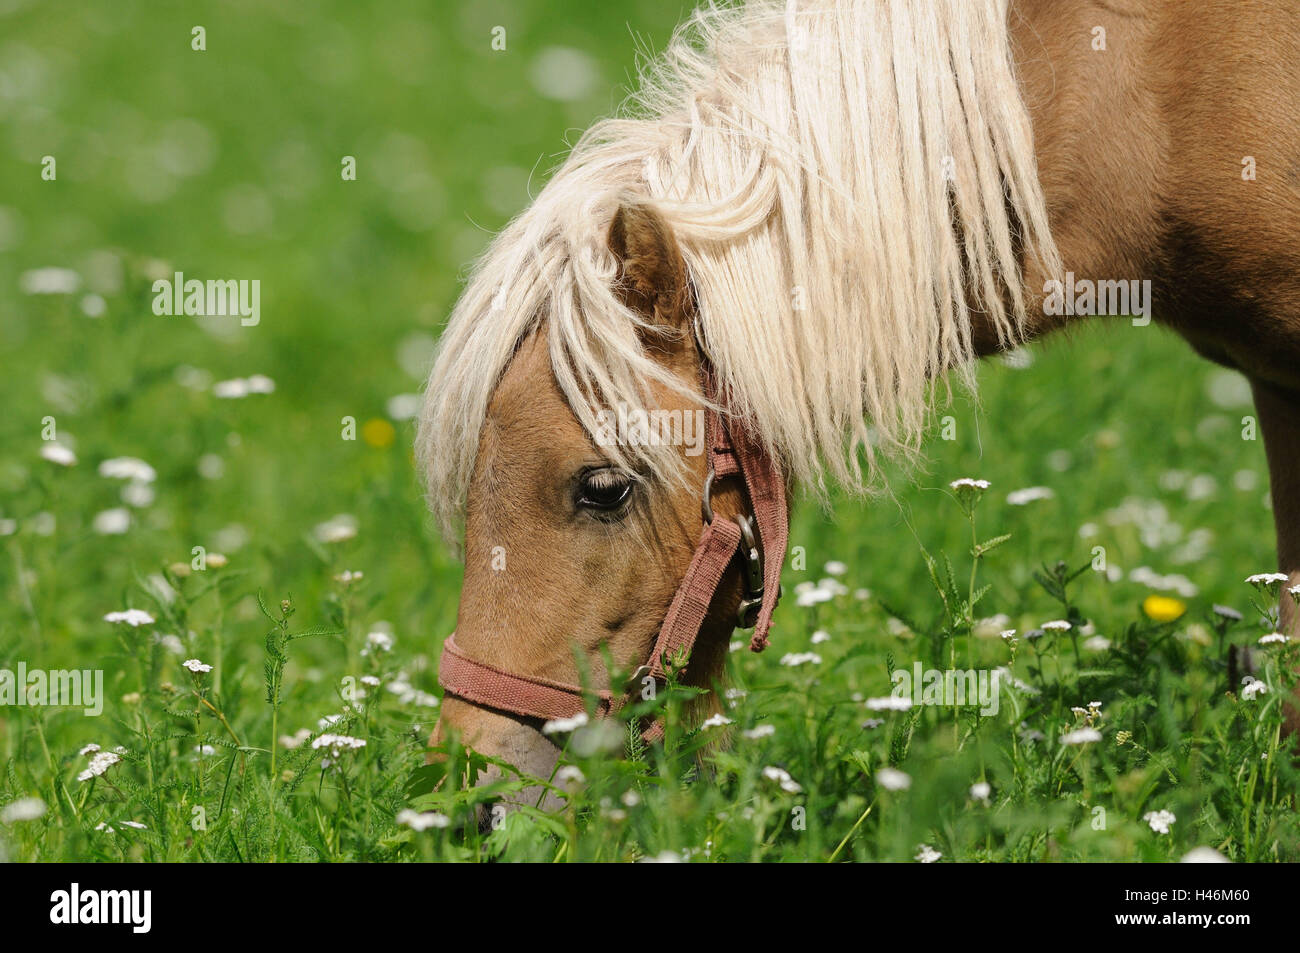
(1, 0), (1297, 862)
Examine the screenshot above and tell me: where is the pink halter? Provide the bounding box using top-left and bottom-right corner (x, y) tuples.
(436, 367), (788, 741)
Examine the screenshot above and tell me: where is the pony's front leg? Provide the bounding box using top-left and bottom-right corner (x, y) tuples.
(1250, 378), (1300, 736)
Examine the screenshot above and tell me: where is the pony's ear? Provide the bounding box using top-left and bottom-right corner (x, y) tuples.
(607, 201), (692, 334)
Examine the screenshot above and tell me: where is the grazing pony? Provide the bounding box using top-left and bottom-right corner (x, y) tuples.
(418, 0), (1300, 791)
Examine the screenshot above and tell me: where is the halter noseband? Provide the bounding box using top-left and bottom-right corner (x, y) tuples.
(436, 367), (788, 742)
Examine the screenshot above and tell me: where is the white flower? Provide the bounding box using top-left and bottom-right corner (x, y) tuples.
(360, 675), (381, 688)
(1259, 632), (1290, 645)
(1240, 677), (1269, 701)
(742, 724), (775, 740)
(1060, 728), (1102, 745)
(213, 376), (275, 398)
(156, 634), (185, 655)
(1143, 809), (1176, 834)
(103, 609), (155, 627)
(949, 478), (990, 490)
(311, 733), (366, 759)
(120, 481), (154, 508)
(915, 844), (942, 863)
(875, 767), (912, 791)
(1006, 486), (1054, 506)
(1180, 846), (1229, 863)
(795, 587), (833, 607)
(98, 457), (156, 483)
(77, 751), (122, 782)
(387, 393), (422, 420)
(40, 444), (77, 466)
(334, 570), (364, 584)
(779, 651), (822, 667)
(396, 808), (449, 831)
(761, 766), (803, 793)
(541, 712), (588, 735)
(182, 658), (212, 674)
(92, 508), (131, 534)
(1083, 635), (1112, 651)
(823, 560), (847, 576)
(1246, 572), (1288, 586)
(365, 629), (394, 653)
(810, 630), (831, 645)
(192, 745), (217, 756)
(78, 743), (101, 756)
(621, 790), (641, 807)
(21, 267), (80, 294)
(1041, 619), (1072, 632)
(555, 765), (586, 788)
(639, 850), (685, 863)
(279, 729), (312, 749)
(970, 781), (991, 803)
(95, 820), (147, 833)
(865, 695), (913, 711)
(1, 797), (47, 822)
(701, 713), (733, 729)
(313, 514), (357, 543)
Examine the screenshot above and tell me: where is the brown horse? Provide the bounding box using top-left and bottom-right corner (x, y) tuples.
(418, 0), (1300, 795)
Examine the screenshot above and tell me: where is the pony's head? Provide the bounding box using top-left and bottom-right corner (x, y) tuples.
(420, 198), (770, 806)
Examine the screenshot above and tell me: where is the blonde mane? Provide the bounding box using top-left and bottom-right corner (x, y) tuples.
(418, 0), (1060, 542)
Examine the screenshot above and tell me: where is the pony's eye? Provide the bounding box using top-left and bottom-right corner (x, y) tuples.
(577, 468), (634, 514)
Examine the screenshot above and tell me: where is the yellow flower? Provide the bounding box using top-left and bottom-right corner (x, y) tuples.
(1142, 594), (1186, 622)
(361, 418), (396, 448)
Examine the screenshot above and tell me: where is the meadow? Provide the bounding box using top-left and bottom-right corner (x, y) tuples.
(1, 0), (1296, 862)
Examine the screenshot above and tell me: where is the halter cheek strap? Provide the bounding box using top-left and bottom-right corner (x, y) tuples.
(436, 368), (787, 740)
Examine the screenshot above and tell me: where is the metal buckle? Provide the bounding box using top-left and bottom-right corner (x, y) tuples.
(734, 513), (765, 628)
(701, 468), (766, 629)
